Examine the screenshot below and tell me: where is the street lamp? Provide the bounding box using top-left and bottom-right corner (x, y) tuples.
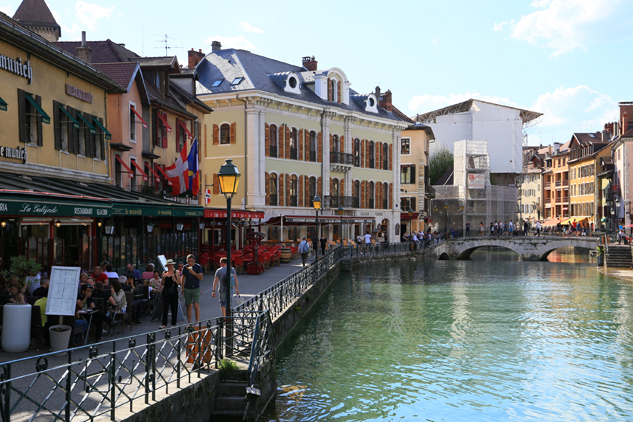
(218, 159), (240, 351)
(313, 195), (321, 262)
(338, 205), (344, 243)
(443, 201), (449, 237)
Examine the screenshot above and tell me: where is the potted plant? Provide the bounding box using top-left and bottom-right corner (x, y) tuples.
(49, 325), (72, 356)
(1, 255), (42, 295)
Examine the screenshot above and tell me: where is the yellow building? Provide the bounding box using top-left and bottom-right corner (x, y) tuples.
(567, 133), (612, 230)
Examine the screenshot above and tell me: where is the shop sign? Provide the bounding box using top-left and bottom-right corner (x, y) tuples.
(468, 173), (486, 189)
(0, 145), (27, 163)
(111, 204), (203, 217)
(0, 199), (110, 217)
(0, 53), (33, 83)
(66, 84), (93, 104)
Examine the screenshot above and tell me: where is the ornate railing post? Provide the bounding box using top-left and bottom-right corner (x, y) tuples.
(0, 364), (11, 422)
(146, 332), (155, 403)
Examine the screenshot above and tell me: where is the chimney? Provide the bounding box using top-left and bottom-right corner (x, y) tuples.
(602, 130), (612, 142)
(188, 48), (205, 68)
(211, 41), (222, 52)
(76, 31), (92, 63)
(379, 89), (393, 112)
(623, 111), (629, 135)
(375, 86), (381, 100)
(302, 56), (318, 71)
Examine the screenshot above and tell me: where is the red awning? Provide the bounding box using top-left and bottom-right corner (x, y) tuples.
(157, 112), (172, 133)
(130, 160), (148, 182)
(145, 162), (161, 182)
(130, 106), (148, 129)
(204, 209), (265, 219)
(179, 120), (193, 140)
(155, 164), (172, 186)
(400, 212), (419, 220)
(115, 155), (134, 177)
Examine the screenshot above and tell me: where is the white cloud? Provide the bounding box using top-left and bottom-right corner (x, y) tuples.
(238, 21), (264, 34)
(75, 1), (114, 31)
(497, 0), (627, 56)
(52, 10), (81, 37)
(431, 38), (438, 44)
(0, 6), (12, 15)
(408, 92), (517, 115)
(203, 35), (256, 50)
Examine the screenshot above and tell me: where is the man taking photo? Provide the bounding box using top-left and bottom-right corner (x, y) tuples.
(181, 254), (203, 325)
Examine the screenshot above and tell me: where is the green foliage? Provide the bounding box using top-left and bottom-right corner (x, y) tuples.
(1, 255), (42, 291)
(219, 358), (239, 372)
(429, 145), (454, 185)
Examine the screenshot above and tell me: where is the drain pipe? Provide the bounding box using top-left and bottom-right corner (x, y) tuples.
(236, 94), (247, 209)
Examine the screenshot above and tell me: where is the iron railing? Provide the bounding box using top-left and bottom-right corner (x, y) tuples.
(323, 196), (360, 209)
(330, 152), (353, 165)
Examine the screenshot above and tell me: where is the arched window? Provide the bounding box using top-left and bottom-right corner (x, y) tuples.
(368, 181), (375, 209)
(290, 175), (298, 206)
(309, 131), (317, 162)
(269, 174), (278, 206)
(383, 183), (389, 209)
(353, 180), (360, 208)
(220, 124), (231, 145)
(332, 135), (339, 153)
(332, 178), (340, 197)
(290, 128), (298, 159)
(269, 124), (278, 157)
(383, 143), (389, 169)
(309, 177), (317, 206)
(354, 138), (360, 167)
(369, 141), (375, 168)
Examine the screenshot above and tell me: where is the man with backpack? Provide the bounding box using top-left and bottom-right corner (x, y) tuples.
(298, 237), (310, 267)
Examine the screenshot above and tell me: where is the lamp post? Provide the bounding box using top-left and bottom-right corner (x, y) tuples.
(443, 201), (449, 237)
(218, 159), (240, 353)
(338, 205), (344, 242)
(313, 195), (321, 262)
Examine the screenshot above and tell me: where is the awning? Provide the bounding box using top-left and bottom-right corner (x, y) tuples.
(92, 117), (112, 140)
(58, 104), (80, 129)
(560, 218), (572, 225)
(178, 120), (193, 140)
(541, 218), (562, 227)
(155, 165), (172, 186)
(130, 160), (148, 182)
(131, 106), (148, 129)
(76, 112), (96, 134)
(145, 162), (161, 182)
(263, 215), (376, 226)
(115, 155), (134, 176)
(400, 212), (419, 220)
(157, 112), (172, 133)
(111, 203), (203, 217)
(0, 193), (111, 217)
(0, 96), (8, 111)
(204, 209), (264, 219)
(24, 93), (50, 124)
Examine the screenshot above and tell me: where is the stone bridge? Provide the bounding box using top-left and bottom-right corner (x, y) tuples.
(428, 236), (600, 261)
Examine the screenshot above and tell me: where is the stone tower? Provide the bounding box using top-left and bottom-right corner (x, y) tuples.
(12, 0), (61, 42)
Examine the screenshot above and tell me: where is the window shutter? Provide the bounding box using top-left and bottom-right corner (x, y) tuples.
(389, 144), (393, 170)
(376, 142), (381, 169)
(328, 79), (333, 101)
(53, 100), (61, 150)
(279, 174), (285, 206)
(285, 126), (290, 158)
(285, 174), (290, 206)
(305, 178), (311, 206)
(278, 126), (285, 158)
(305, 131), (311, 162)
(361, 181), (366, 209)
(299, 175), (304, 207)
(340, 135), (344, 154)
(317, 176), (322, 197)
(361, 140), (365, 168)
(230, 122), (236, 144)
(389, 183), (393, 209)
(317, 132), (323, 163)
(365, 140), (370, 168)
(337, 82), (341, 104)
(161, 113), (168, 148)
(376, 183), (381, 208)
(340, 178), (345, 196)
(175, 119), (181, 151)
(265, 172), (270, 206)
(71, 108), (79, 154)
(411, 164), (416, 182)
(213, 124), (219, 145)
(298, 129), (304, 161)
(18, 89), (26, 143)
(330, 178), (333, 197)
(213, 173), (220, 194)
(99, 117), (106, 160)
(152, 110), (158, 147)
(36, 95), (43, 146)
(265, 123), (270, 157)
(330, 133), (334, 153)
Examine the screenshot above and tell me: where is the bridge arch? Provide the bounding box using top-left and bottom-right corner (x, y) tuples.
(456, 245), (521, 260)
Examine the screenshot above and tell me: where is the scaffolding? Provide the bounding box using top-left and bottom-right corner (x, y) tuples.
(430, 140), (518, 233)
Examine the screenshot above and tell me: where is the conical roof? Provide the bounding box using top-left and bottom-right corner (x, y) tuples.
(13, 0), (60, 30)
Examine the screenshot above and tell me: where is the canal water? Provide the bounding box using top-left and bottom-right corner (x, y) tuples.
(260, 248), (633, 421)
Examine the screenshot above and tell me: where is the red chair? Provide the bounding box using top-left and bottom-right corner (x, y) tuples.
(233, 256), (245, 274)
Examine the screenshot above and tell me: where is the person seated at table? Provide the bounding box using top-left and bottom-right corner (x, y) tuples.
(32, 277), (49, 297)
(85, 276), (95, 288)
(34, 289), (51, 346)
(104, 264), (119, 280)
(123, 275), (143, 324)
(77, 284), (120, 342)
(26, 269), (41, 296)
(142, 264), (155, 281)
(93, 266), (108, 284)
(92, 281), (117, 307)
(125, 263), (141, 281)
(149, 270), (162, 292)
(7, 283), (25, 304)
(110, 278), (127, 314)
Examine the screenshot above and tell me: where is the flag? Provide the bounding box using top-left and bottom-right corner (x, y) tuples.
(165, 144), (188, 195)
(187, 138), (200, 196)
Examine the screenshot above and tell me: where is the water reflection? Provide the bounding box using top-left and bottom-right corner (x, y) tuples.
(469, 246), (594, 264)
(262, 257), (633, 422)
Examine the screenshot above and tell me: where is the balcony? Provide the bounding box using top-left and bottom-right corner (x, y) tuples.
(290, 148), (297, 160)
(323, 196), (360, 208)
(354, 155), (360, 167)
(545, 182), (551, 189)
(562, 179), (569, 186)
(270, 194), (278, 206)
(269, 146), (277, 158)
(330, 152), (354, 165)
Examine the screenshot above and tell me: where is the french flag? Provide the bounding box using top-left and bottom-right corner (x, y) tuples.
(165, 144), (188, 195)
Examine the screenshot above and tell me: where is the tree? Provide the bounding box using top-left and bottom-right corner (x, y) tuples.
(429, 145), (454, 185)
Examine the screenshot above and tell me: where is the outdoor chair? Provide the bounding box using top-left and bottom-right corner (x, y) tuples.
(30, 305), (46, 350)
(114, 292), (134, 333)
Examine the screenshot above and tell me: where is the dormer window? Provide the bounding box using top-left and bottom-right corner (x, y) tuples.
(365, 94), (378, 113)
(283, 73), (301, 94)
(212, 79), (223, 87)
(289, 76), (297, 88)
(231, 77), (244, 86)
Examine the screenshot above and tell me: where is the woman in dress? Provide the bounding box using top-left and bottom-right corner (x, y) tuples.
(110, 278), (127, 313)
(160, 259), (181, 329)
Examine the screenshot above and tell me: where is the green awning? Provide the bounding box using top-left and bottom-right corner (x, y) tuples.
(92, 116), (112, 140)
(0, 194), (111, 217)
(24, 93), (50, 124)
(0, 96), (7, 111)
(111, 203), (203, 217)
(76, 112), (96, 134)
(58, 104), (80, 129)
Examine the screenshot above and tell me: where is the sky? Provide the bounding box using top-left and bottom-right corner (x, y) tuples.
(2, 0), (632, 146)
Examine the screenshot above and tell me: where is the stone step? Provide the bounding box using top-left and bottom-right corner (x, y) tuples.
(217, 381), (248, 396)
(216, 396), (246, 411)
(212, 409), (246, 421)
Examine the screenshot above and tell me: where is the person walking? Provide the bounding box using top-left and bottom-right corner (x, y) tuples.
(320, 235), (327, 255)
(298, 237), (310, 267)
(159, 259), (181, 329)
(480, 222), (484, 237)
(466, 221), (471, 237)
(212, 257), (239, 317)
(536, 220), (541, 237)
(181, 254), (203, 325)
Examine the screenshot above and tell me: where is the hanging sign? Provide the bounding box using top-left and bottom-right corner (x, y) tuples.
(205, 189), (212, 205)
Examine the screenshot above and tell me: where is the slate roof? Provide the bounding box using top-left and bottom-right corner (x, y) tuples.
(572, 132), (607, 145)
(137, 56), (178, 68)
(55, 39), (140, 63)
(435, 166), (454, 186)
(392, 105), (414, 123)
(13, 0), (59, 30)
(196, 49), (404, 122)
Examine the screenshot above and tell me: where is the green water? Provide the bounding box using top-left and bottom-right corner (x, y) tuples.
(261, 250), (633, 421)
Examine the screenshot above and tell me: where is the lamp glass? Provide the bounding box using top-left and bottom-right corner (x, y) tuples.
(338, 205), (344, 216)
(147, 223), (154, 233)
(313, 195), (321, 211)
(218, 159), (241, 199)
(444, 202), (449, 209)
(1, 221), (5, 228)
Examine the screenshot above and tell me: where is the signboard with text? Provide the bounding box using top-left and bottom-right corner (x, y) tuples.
(0, 197), (110, 217)
(468, 173), (486, 189)
(46, 266), (82, 316)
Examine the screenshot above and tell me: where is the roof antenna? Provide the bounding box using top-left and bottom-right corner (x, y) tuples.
(155, 34), (182, 56)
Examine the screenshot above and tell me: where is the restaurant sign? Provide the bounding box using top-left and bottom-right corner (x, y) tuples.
(0, 145), (27, 163)
(0, 198), (111, 217)
(0, 53), (33, 83)
(111, 204), (203, 217)
(66, 84), (93, 104)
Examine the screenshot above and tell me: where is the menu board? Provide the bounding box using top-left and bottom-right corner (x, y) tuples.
(157, 255), (167, 273)
(46, 266), (81, 316)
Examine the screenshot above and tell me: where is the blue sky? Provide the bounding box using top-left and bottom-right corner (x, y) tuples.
(3, 0), (632, 146)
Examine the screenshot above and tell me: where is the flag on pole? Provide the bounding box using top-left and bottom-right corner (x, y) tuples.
(165, 144), (189, 195)
(187, 138), (200, 196)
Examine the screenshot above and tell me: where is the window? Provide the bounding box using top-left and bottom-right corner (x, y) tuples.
(154, 111), (168, 148)
(401, 138), (410, 155)
(332, 178), (340, 197)
(368, 182), (375, 209)
(332, 135), (339, 153)
(231, 77), (244, 85)
(54, 102), (74, 151)
(115, 155), (123, 188)
(354, 138), (360, 166)
(269, 174), (278, 206)
(309, 131), (317, 162)
(383, 143), (389, 169)
(19, 90), (47, 146)
(130, 158), (137, 191)
(401, 197), (416, 212)
(369, 141), (375, 168)
(401, 165), (415, 184)
(176, 119), (186, 152)
(220, 124), (230, 144)
(288, 76), (297, 88)
(309, 177), (317, 206)
(290, 175), (298, 206)
(269, 124), (278, 157)
(290, 128), (298, 159)
(383, 183), (389, 209)
(130, 107), (136, 142)
(212, 79), (223, 87)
